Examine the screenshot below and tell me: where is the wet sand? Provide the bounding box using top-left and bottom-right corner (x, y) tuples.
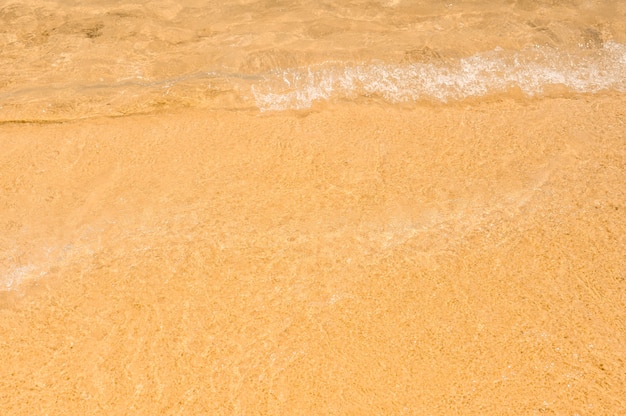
(1, 95), (625, 414)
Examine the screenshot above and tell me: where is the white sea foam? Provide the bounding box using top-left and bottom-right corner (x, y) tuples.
(252, 42), (626, 111)
(3, 265), (36, 291)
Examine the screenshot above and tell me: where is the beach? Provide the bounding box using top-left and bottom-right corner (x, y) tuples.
(1, 0), (626, 414)
(2, 97), (625, 414)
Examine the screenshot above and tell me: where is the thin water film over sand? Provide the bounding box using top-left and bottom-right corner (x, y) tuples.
(1, 0), (625, 118)
(1, 0), (625, 414)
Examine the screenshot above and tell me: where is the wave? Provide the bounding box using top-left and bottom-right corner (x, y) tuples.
(252, 42), (626, 111)
(1, 43), (625, 121)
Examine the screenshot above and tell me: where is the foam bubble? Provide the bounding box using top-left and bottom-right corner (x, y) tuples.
(252, 42), (626, 111)
(3, 265), (36, 291)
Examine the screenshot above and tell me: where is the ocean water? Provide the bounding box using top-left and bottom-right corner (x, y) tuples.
(1, 0), (625, 120)
(3, 2), (626, 413)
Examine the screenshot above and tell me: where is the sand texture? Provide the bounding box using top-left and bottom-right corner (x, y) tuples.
(2, 0), (626, 414)
(1, 96), (625, 414)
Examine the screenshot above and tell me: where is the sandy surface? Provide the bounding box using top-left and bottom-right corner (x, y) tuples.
(1, 95), (625, 414)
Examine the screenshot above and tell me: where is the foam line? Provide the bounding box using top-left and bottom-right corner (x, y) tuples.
(252, 42), (626, 111)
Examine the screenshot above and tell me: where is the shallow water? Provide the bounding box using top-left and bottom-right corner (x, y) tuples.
(1, 2), (625, 415)
(1, 0), (625, 119)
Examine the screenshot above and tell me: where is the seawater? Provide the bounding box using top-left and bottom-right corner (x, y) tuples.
(0, 0), (625, 119)
(252, 42), (626, 110)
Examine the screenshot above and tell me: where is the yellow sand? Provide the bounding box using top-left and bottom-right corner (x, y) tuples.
(1, 95), (625, 414)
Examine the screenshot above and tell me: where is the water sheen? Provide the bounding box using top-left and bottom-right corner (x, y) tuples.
(1, 0), (625, 119)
